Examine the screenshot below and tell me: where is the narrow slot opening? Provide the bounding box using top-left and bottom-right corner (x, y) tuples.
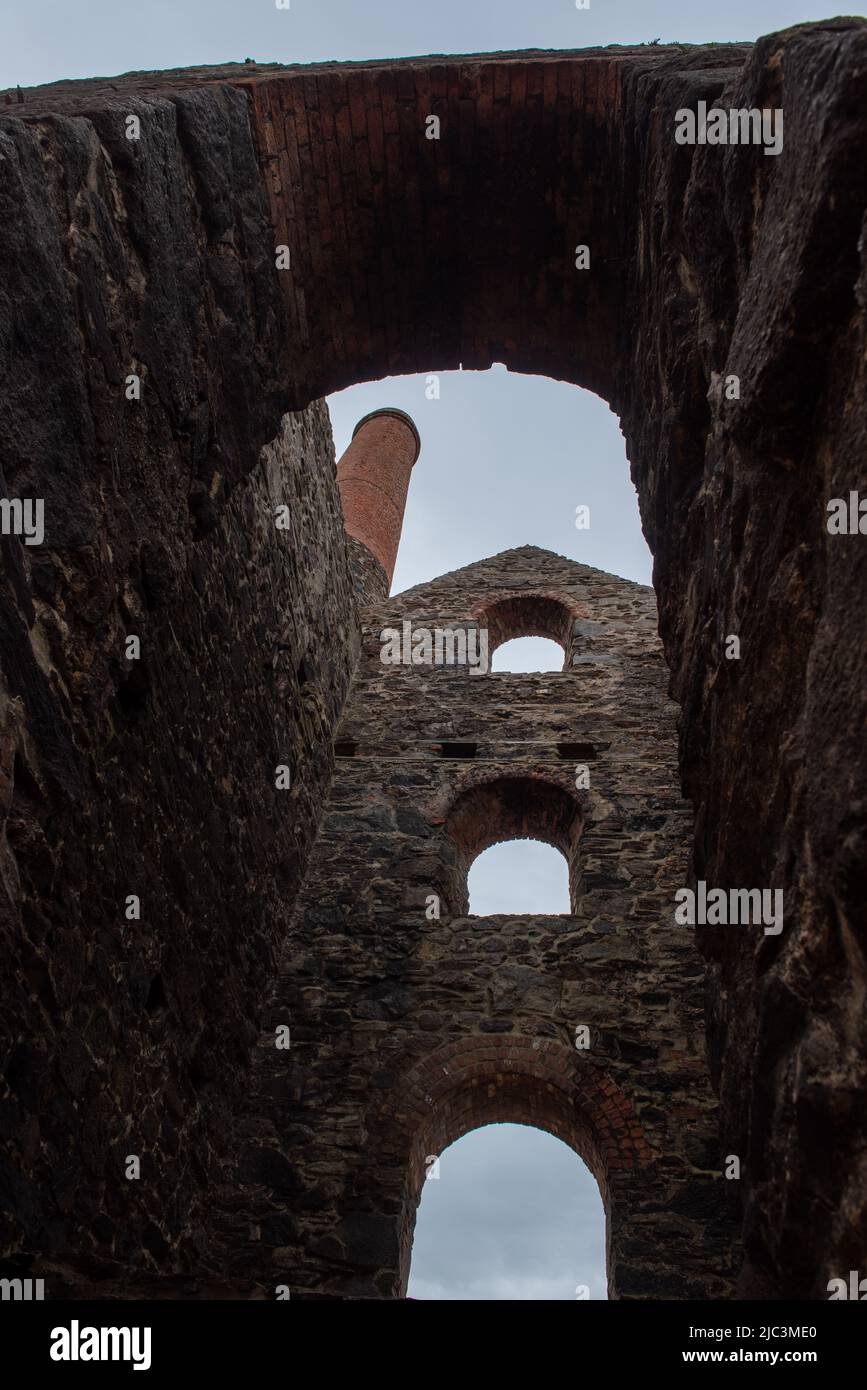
(557, 742), (596, 761)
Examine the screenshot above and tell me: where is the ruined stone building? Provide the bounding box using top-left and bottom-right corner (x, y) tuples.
(0, 20), (865, 1300)
(225, 409), (739, 1300)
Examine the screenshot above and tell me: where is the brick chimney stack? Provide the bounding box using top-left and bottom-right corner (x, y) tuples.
(336, 407), (421, 602)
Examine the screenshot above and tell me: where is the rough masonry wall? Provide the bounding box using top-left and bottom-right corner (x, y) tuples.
(0, 75), (365, 1278)
(1, 22), (865, 1296)
(615, 23), (867, 1297)
(228, 549), (738, 1299)
(0, 395), (359, 1281)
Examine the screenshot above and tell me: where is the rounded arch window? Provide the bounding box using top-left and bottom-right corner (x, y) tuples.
(389, 1037), (647, 1299)
(444, 775), (583, 915)
(477, 594), (575, 671)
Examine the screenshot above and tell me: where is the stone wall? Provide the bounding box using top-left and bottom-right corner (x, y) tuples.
(227, 548), (738, 1298)
(1, 23), (865, 1296)
(0, 402), (359, 1283)
(0, 72), (363, 1280)
(616, 23), (867, 1297)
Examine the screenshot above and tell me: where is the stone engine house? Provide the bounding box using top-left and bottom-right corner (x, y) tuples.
(0, 19), (865, 1300)
(237, 409), (738, 1299)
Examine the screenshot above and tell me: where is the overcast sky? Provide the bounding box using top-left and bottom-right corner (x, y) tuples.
(5, 0), (855, 1302)
(0, 0), (853, 89)
(328, 368), (653, 593)
(408, 1122), (606, 1300)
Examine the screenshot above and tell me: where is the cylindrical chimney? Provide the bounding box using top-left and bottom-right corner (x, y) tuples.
(336, 408), (421, 602)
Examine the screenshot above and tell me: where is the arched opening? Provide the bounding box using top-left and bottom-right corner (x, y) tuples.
(491, 636), (566, 672)
(4, 47), (788, 1303)
(249, 54), (637, 416)
(468, 839), (570, 914)
(444, 774), (584, 915)
(407, 1122), (606, 1300)
(479, 592), (576, 654)
(379, 1036), (656, 1299)
(327, 371), (652, 595)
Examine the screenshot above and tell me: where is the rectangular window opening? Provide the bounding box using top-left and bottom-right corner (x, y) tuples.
(439, 742), (478, 760)
(557, 742), (597, 761)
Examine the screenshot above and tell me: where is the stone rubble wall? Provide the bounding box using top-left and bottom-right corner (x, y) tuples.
(229, 548), (738, 1298)
(1, 24), (865, 1297)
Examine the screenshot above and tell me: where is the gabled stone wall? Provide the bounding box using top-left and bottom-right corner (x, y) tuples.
(229, 548), (738, 1298)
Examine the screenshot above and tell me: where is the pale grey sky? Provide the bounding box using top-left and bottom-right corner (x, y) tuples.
(469, 840), (571, 915)
(328, 367), (653, 593)
(0, 0), (853, 90)
(6, 0), (855, 1302)
(408, 1123), (606, 1301)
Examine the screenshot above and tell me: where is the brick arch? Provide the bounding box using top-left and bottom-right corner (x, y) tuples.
(248, 54), (634, 411)
(443, 772), (584, 912)
(472, 591), (579, 668)
(377, 1036), (655, 1296)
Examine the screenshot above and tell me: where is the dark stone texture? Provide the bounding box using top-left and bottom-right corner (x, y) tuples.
(0, 395), (359, 1270)
(227, 550), (738, 1299)
(0, 23), (865, 1299)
